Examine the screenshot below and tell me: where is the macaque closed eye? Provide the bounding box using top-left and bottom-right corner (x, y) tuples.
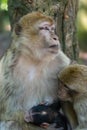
(39, 26), (49, 31)
(39, 26), (55, 32)
(39, 21), (55, 33)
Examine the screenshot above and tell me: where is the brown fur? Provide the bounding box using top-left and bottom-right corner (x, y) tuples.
(0, 12), (70, 130)
(58, 64), (87, 130)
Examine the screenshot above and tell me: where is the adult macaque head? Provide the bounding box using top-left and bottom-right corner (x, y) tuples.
(13, 12), (60, 59)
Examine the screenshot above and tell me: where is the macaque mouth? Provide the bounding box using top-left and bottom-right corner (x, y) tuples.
(49, 44), (58, 48)
(49, 44), (58, 53)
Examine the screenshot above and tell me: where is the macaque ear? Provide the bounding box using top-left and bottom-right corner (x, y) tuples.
(15, 23), (22, 35)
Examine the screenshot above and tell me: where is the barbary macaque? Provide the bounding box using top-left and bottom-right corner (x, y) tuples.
(0, 12), (70, 130)
(58, 64), (87, 130)
(24, 102), (72, 130)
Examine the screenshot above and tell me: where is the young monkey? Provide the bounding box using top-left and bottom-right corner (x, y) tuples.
(58, 64), (87, 130)
(24, 102), (72, 130)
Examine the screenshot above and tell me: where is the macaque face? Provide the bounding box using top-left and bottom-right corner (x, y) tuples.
(14, 13), (61, 59)
(58, 80), (73, 102)
(38, 21), (60, 54)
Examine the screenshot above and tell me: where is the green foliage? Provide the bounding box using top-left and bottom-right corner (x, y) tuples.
(0, 0), (9, 32)
(0, 0), (7, 10)
(77, 0), (87, 51)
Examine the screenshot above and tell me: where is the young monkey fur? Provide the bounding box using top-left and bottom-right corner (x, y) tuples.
(0, 12), (71, 130)
(58, 64), (87, 130)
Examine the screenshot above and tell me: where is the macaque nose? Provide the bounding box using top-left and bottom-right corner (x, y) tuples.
(53, 35), (58, 41)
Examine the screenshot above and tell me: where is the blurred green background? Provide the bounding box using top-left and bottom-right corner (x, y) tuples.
(77, 0), (87, 52)
(0, 0), (10, 32)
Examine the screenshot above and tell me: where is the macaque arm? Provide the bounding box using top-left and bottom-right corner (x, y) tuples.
(61, 102), (78, 129)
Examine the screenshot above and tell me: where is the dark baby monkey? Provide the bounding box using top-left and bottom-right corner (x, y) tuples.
(24, 102), (72, 130)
